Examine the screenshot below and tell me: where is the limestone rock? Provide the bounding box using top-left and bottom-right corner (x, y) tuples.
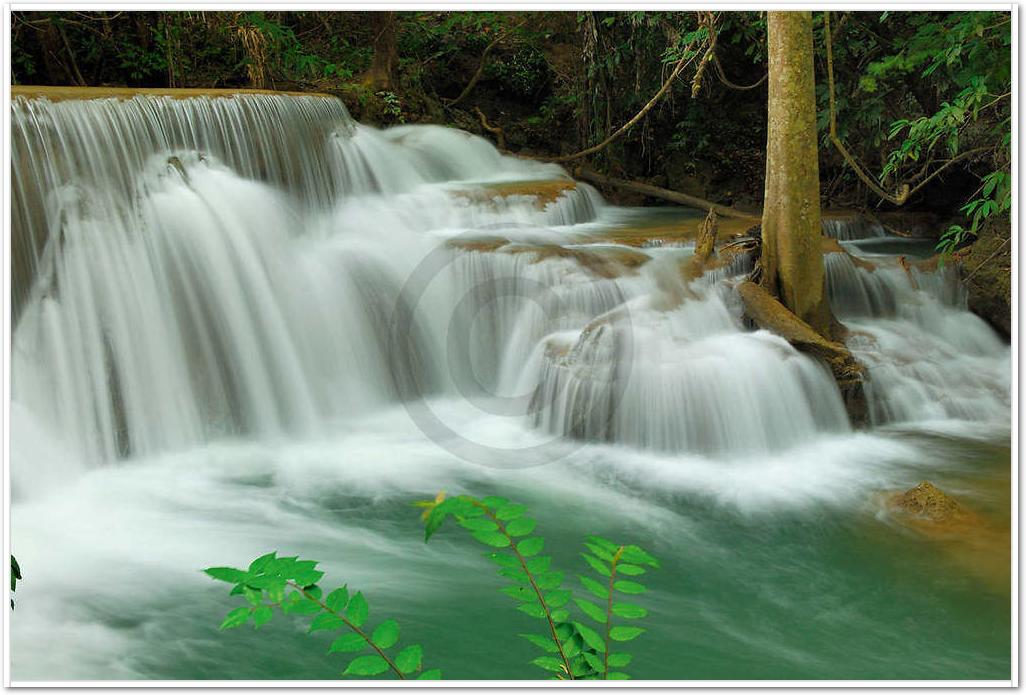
(891, 481), (965, 522)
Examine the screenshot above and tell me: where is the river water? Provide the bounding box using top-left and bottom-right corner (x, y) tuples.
(9, 94), (1011, 680)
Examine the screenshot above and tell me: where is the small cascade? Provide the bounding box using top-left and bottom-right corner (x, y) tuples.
(821, 215), (886, 240)
(824, 250), (1009, 426)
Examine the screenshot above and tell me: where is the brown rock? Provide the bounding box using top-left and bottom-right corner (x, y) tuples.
(891, 481), (965, 522)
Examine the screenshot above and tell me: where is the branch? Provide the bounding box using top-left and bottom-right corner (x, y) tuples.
(473, 107), (506, 151)
(575, 168), (759, 220)
(289, 582), (406, 679)
(602, 547), (623, 679)
(712, 53), (767, 91)
(473, 501), (575, 680)
(824, 12), (908, 206)
(546, 39), (700, 163)
(447, 20), (525, 107)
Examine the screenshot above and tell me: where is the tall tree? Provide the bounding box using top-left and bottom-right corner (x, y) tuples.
(759, 11), (831, 337)
(364, 11), (397, 91)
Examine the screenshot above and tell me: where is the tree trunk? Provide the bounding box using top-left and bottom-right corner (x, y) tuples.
(365, 11), (397, 91)
(759, 12), (832, 337)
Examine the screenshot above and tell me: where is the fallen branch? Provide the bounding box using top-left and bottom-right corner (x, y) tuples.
(575, 168), (759, 220)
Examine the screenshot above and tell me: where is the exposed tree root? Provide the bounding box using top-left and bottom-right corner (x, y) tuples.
(736, 280), (868, 426)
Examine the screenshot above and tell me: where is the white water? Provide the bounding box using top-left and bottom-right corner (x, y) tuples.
(10, 94), (1011, 680)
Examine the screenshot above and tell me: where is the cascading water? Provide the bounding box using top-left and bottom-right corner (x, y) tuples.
(10, 92), (1011, 681)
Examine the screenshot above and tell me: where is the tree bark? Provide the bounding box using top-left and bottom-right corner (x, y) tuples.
(760, 12), (832, 337)
(365, 11), (397, 91)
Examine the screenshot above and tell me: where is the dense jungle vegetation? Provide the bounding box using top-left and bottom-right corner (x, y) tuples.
(11, 9), (1012, 333)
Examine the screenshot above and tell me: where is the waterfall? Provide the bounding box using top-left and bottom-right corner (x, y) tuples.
(821, 215), (886, 240)
(824, 250), (1010, 426)
(10, 92), (1010, 500)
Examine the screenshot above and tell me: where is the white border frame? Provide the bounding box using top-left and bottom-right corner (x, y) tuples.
(1, 2), (1018, 689)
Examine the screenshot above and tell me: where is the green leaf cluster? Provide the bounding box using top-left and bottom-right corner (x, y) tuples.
(419, 492), (660, 679)
(204, 553), (438, 679)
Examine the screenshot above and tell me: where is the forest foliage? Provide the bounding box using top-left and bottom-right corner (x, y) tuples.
(11, 10), (1010, 241)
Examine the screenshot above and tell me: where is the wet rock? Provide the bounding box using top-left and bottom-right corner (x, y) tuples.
(962, 216), (1011, 340)
(891, 481), (965, 522)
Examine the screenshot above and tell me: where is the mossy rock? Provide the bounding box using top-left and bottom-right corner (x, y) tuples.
(891, 481), (965, 522)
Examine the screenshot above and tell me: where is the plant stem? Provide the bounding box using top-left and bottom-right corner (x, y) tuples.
(603, 547), (623, 679)
(289, 582), (406, 679)
(474, 501), (575, 680)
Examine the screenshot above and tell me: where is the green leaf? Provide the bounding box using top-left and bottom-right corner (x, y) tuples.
(616, 563), (645, 576)
(561, 632), (582, 658)
(294, 568), (325, 587)
(555, 623), (574, 641)
(242, 586), (262, 606)
(620, 545), (659, 568)
(573, 621), (606, 652)
(310, 613), (345, 633)
(611, 602), (648, 619)
(371, 619), (400, 649)
(395, 644), (423, 674)
(517, 537), (544, 557)
(424, 505), (448, 542)
(609, 626), (645, 642)
(498, 566), (529, 585)
(582, 651), (605, 673)
(608, 652), (632, 668)
(525, 556), (551, 573)
(520, 633), (558, 653)
(505, 518), (536, 537)
(325, 587), (349, 613)
(329, 633), (367, 653)
(587, 536), (619, 553)
(343, 654), (390, 676)
(346, 592), (369, 627)
(248, 552), (277, 573)
(458, 518), (498, 532)
(582, 553), (611, 577)
(517, 602), (547, 619)
(219, 606), (251, 630)
(579, 575), (609, 600)
(609, 672), (631, 679)
(496, 504), (526, 521)
(204, 567), (247, 584)
(418, 669), (442, 679)
(535, 571), (563, 590)
(252, 605), (273, 628)
(545, 588), (572, 608)
(488, 552), (519, 568)
(573, 597), (607, 624)
(482, 495), (509, 510)
(501, 585), (535, 602)
(613, 580), (646, 595)
(550, 608), (570, 622)
(584, 543), (615, 562)
(531, 656), (565, 673)
(471, 531), (510, 548)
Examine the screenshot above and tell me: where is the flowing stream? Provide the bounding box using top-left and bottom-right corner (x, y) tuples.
(10, 94), (1011, 680)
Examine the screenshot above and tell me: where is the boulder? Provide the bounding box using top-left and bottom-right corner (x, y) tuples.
(890, 481), (965, 522)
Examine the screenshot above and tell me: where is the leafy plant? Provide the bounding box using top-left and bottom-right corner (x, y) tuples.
(11, 556), (21, 609)
(206, 493), (660, 680)
(419, 492), (659, 679)
(204, 553), (439, 679)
